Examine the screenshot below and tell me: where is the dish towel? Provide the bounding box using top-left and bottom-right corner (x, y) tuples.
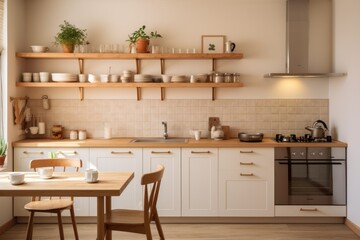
(12, 97), (28, 125)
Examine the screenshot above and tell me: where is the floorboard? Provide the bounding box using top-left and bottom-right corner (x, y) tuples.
(0, 223), (359, 240)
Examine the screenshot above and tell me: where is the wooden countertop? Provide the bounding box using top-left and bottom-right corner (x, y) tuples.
(12, 138), (348, 148)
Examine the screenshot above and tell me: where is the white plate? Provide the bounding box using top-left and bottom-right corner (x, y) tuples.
(52, 73), (78, 82)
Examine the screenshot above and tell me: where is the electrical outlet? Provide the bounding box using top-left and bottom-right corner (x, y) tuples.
(208, 117), (220, 131)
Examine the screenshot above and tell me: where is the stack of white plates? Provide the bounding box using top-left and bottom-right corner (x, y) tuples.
(134, 74), (153, 83)
(51, 73), (78, 82)
(171, 75), (188, 83)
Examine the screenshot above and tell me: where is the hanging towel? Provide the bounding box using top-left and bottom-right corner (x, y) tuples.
(12, 98), (28, 125)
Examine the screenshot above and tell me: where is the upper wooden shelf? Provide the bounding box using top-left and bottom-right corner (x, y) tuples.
(15, 52), (244, 60)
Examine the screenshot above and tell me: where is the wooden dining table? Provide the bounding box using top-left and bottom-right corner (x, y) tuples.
(0, 171), (134, 240)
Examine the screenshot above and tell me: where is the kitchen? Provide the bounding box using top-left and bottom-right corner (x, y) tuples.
(1, 0), (360, 239)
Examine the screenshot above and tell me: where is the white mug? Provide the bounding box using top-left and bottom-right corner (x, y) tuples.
(194, 130), (202, 141)
(85, 169), (98, 183)
(9, 172), (25, 185)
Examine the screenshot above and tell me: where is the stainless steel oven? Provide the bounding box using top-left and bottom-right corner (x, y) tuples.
(275, 147), (346, 205)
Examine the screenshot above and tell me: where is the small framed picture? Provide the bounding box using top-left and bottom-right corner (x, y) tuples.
(201, 35), (225, 53)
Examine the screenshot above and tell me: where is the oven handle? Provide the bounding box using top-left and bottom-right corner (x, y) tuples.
(277, 161), (343, 165)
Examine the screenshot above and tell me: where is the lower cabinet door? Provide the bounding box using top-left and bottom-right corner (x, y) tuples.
(143, 148), (181, 216)
(89, 148), (143, 216)
(275, 206), (346, 217)
(181, 148), (218, 216)
(219, 171), (274, 216)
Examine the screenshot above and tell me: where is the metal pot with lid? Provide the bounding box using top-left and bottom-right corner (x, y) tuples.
(305, 120), (328, 139)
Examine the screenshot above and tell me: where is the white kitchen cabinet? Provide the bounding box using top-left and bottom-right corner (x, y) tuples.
(143, 148), (181, 216)
(218, 148), (274, 216)
(89, 148), (142, 216)
(182, 148), (218, 216)
(14, 147), (90, 216)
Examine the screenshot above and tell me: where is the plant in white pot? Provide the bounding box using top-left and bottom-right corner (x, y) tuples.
(0, 137), (7, 168)
(127, 25), (162, 53)
(54, 20), (87, 53)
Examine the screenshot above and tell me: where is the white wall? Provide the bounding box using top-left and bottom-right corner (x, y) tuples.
(331, 0), (360, 227)
(18, 0), (331, 100)
(0, 0), (27, 226)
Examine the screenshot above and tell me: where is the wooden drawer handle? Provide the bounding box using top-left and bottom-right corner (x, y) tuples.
(300, 208), (318, 212)
(240, 150), (254, 154)
(191, 151), (211, 154)
(23, 151), (44, 154)
(151, 151), (171, 154)
(240, 162), (254, 165)
(240, 173), (254, 176)
(57, 151), (77, 155)
(111, 151), (132, 154)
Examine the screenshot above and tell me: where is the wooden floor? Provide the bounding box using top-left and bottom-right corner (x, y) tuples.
(0, 223), (359, 240)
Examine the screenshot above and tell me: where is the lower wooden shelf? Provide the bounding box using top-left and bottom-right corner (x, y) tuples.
(16, 82), (244, 101)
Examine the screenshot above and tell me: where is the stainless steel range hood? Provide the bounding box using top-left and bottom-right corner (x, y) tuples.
(264, 0), (345, 78)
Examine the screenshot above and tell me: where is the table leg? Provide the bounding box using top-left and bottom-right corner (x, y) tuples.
(97, 196), (104, 240)
(105, 196), (112, 240)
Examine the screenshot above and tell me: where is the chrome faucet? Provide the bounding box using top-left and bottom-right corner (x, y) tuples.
(162, 121), (168, 139)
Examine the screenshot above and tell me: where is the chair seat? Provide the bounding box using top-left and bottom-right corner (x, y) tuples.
(105, 209), (145, 225)
(24, 199), (73, 212)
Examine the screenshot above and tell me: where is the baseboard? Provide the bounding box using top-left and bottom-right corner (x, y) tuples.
(345, 218), (360, 237)
(0, 218), (16, 235)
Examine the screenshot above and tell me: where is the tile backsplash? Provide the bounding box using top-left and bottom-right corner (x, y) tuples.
(28, 99), (329, 139)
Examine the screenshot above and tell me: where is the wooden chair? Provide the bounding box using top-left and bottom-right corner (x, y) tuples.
(25, 158), (82, 240)
(104, 165), (165, 240)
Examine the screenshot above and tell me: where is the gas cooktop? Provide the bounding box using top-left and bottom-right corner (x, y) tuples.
(275, 134), (332, 143)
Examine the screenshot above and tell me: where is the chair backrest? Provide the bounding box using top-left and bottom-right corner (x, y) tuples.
(141, 164), (164, 223)
(30, 158), (82, 172)
(29, 158), (83, 201)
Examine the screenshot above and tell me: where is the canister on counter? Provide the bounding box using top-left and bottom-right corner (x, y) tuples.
(78, 130), (87, 140)
(70, 130), (78, 140)
(51, 125), (63, 139)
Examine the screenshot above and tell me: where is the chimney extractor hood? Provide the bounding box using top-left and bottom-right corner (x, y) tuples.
(264, 0), (345, 78)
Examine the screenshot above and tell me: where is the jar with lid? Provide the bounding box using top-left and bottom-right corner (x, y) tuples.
(224, 73), (232, 83)
(70, 130), (78, 140)
(78, 130), (87, 140)
(51, 125), (63, 139)
(208, 71), (215, 82)
(214, 73), (224, 83)
(232, 73), (241, 82)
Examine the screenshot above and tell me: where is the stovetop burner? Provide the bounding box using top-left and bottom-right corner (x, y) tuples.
(275, 134), (332, 143)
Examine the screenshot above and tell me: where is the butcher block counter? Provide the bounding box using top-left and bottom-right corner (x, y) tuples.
(12, 137), (348, 148)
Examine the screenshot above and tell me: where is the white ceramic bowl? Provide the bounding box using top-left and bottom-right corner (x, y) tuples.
(29, 126), (39, 134)
(100, 74), (109, 83)
(162, 75), (172, 83)
(30, 45), (49, 53)
(38, 167), (53, 179)
(88, 74), (100, 83)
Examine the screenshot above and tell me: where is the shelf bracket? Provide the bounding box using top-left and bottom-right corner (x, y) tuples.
(136, 87), (141, 101)
(78, 58), (84, 74)
(160, 59), (165, 74)
(161, 87), (165, 101)
(212, 59), (216, 72)
(212, 87), (215, 101)
(135, 59), (141, 74)
(79, 87), (84, 101)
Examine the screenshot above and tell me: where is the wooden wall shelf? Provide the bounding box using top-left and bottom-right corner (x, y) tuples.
(16, 52), (244, 100)
(16, 82), (243, 101)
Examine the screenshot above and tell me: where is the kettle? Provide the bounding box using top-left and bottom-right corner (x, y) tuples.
(305, 120), (328, 139)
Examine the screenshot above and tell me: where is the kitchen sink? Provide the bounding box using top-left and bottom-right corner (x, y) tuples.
(131, 138), (188, 143)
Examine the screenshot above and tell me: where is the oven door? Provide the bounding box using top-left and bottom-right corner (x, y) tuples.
(275, 159), (346, 205)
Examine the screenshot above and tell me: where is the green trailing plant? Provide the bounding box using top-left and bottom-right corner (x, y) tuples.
(127, 25), (162, 44)
(54, 20), (87, 46)
(0, 137), (7, 156)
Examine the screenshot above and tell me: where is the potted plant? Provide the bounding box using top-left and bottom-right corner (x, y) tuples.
(54, 20), (87, 53)
(127, 25), (162, 53)
(0, 137), (7, 167)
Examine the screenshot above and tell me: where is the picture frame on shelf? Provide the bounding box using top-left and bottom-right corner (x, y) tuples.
(201, 35), (225, 53)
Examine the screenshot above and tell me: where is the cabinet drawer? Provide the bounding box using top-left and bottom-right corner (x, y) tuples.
(219, 148), (273, 171)
(275, 205), (346, 217)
